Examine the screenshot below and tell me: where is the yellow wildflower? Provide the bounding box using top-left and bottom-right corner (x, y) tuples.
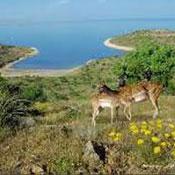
(169, 124), (175, 129)
(154, 146), (161, 154)
(160, 142), (167, 148)
(166, 142), (171, 147)
(152, 136), (160, 143)
(171, 150), (175, 158)
(141, 121), (147, 129)
(144, 130), (151, 136)
(141, 121), (147, 126)
(157, 123), (162, 129)
(171, 131), (175, 137)
(142, 121), (147, 125)
(141, 128), (146, 133)
(130, 124), (139, 134)
(132, 129), (139, 134)
(116, 133), (122, 137)
(137, 139), (144, 145)
(113, 133), (122, 141)
(113, 137), (119, 141)
(141, 125), (147, 130)
(108, 131), (115, 137)
(165, 133), (170, 138)
(156, 119), (162, 124)
(130, 124), (137, 130)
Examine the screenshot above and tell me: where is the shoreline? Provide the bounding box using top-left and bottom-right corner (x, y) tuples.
(0, 46), (82, 77)
(0, 46), (84, 77)
(0, 37), (132, 77)
(0, 66), (81, 77)
(104, 38), (134, 51)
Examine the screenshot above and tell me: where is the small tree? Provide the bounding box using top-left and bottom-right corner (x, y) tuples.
(114, 40), (175, 88)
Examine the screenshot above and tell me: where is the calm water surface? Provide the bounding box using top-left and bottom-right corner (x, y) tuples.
(0, 19), (175, 69)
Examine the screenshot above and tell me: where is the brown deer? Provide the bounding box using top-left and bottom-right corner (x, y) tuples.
(98, 81), (163, 121)
(91, 89), (121, 127)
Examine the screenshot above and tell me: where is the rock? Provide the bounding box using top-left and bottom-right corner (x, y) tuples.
(19, 117), (36, 128)
(75, 167), (89, 175)
(83, 141), (107, 166)
(83, 141), (100, 162)
(92, 141), (107, 163)
(30, 164), (44, 175)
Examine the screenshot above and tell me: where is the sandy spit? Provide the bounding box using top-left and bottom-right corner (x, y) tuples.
(104, 38), (134, 51)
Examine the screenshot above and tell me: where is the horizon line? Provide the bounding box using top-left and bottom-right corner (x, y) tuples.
(0, 17), (175, 25)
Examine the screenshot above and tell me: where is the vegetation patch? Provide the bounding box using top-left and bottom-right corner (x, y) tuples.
(110, 29), (175, 48)
(0, 45), (35, 68)
(114, 40), (175, 91)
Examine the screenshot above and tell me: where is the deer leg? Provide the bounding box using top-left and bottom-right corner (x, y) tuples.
(154, 100), (159, 119)
(150, 96), (159, 119)
(128, 104), (132, 120)
(92, 107), (100, 127)
(124, 105), (130, 121)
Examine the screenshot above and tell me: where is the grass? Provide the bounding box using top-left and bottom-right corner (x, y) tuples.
(1, 95), (175, 174)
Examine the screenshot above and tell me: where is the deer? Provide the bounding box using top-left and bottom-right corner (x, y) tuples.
(91, 89), (121, 127)
(98, 81), (163, 121)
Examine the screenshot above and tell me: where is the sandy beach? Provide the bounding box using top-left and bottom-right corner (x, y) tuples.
(104, 38), (134, 51)
(0, 67), (81, 77)
(0, 47), (81, 77)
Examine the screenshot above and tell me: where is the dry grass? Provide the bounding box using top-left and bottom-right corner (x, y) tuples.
(0, 94), (175, 174)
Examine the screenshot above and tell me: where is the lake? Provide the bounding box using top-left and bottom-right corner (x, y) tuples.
(0, 19), (175, 69)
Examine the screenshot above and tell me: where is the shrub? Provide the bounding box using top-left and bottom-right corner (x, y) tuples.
(21, 83), (46, 102)
(166, 79), (175, 95)
(0, 90), (30, 129)
(0, 76), (33, 130)
(114, 40), (175, 89)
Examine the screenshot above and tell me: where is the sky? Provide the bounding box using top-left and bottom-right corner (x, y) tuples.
(1, 0), (175, 22)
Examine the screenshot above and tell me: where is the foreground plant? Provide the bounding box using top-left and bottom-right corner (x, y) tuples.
(0, 91), (30, 129)
(108, 119), (175, 165)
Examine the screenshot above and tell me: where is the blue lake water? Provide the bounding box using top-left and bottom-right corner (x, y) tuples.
(0, 19), (175, 69)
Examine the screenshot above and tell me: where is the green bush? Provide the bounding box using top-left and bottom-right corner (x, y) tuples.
(0, 90), (30, 129)
(21, 83), (46, 102)
(166, 79), (175, 95)
(114, 40), (175, 89)
(0, 76), (36, 130)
